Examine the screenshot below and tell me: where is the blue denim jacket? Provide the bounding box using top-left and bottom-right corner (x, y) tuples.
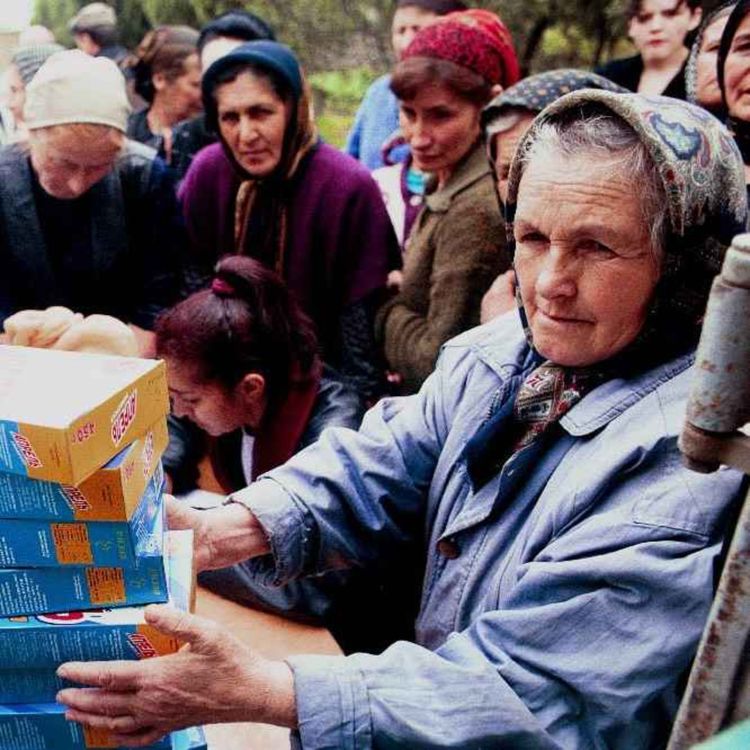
(232, 313), (745, 749)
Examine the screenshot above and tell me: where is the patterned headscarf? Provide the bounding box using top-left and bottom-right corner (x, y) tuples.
(505, 91), (747, 449)
(483, 69), (628, 131)
(685, 1), (736, 116)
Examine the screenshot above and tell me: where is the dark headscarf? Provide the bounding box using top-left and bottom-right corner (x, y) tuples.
(482, 69), (628, 131)
(202, 41), (318, 275)
(718, 0), (750, 161)
(685, 1), (736, 116)
(503, 91), (746, 450)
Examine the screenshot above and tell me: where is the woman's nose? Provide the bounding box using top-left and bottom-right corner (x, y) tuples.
(535, 248), (577, 300)
(238, 116), (258, 144)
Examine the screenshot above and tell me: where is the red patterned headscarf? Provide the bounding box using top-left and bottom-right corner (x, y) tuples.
(401, 9), (520, 87)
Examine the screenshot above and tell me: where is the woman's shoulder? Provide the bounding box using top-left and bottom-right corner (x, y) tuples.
(180, 143), (236, 197)
(304, 143), (378, 188)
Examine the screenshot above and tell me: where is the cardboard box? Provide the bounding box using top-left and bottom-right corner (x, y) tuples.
(0, 418), (169, 522)
(0, 530), (193, 671)
(0, 505), (167, 617)
(0, 346), (169, 485)
(0, 468), (164, 568)
(0, 706), (206, 750)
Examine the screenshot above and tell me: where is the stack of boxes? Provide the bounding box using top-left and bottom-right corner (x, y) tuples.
(0, 345), (207, 750)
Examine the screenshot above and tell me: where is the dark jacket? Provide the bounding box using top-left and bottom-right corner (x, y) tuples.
(0, 141), (184, 329)
(160, 113), (216, 180)
(596, 54), (688, 99)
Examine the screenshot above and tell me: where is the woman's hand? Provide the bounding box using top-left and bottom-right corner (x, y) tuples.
(56, 605), (298, 747)
(3, 306), (83, 348)
(166, 495), (271, 572)
(480, 270), (517, 324)
(387, 269), (404, 291)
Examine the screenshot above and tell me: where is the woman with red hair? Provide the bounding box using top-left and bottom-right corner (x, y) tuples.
(376, 11), (518, 393)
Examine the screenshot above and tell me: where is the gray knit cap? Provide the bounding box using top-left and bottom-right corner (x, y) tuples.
(12, 44), (65, 86)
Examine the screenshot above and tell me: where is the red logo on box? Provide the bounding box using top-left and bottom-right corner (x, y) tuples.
(111, 390), (137, 446)
(127, 632), (159, 658)
(61, 485), (91, 513)
(11, 432), (42, 469)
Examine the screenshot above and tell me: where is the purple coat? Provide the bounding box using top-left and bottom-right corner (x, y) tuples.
(179, 142), (399, 377)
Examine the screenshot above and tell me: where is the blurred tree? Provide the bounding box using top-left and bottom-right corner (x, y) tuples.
(32, 0), (721, 73)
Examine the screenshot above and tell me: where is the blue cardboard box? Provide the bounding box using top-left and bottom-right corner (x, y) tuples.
(0, 704), (206, 749)
(0, 467), (164, 568)
(0, 504), (167, 618)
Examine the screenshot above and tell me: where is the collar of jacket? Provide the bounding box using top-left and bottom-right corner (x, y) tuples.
(424, 142), (490, 213)
(467, 313), (696, 438)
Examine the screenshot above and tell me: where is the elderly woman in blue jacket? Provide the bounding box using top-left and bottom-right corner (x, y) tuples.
(58, 92), (747, 749)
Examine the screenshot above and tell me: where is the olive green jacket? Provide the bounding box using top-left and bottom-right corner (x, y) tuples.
(377, 143), (510, 393)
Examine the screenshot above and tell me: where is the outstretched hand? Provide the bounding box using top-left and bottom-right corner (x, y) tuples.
(56, 604), (297, 747)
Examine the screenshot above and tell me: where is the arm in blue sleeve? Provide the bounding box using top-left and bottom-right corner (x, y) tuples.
(229, 346), (472, 584)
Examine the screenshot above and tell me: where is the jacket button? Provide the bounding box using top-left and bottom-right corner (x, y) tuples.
(437, 538), (460, 559)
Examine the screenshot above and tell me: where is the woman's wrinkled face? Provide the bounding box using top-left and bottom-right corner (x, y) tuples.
(391, 5), (439, 60)
(216, 71), (291, 177)
(628, 0), (701, 64)
(724, 13), (750, 121)
(167, 358), (247, 437)
(514, 152), (661, 367)
(400, 83), (483, 175)
(155, 53), (203, 122)
(29, 127), (123, 200)
(695, 12), (731, 110)
(7, 64), (25, 124)
(491, 112), (536, 205)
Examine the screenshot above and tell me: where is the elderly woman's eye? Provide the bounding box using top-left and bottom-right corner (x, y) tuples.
(580, 239), (614, 255)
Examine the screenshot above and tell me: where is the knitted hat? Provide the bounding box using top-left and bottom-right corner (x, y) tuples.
(68, 2), (116, 32)
(402, 10), (520, 87)
(24, 49), (130, 132)
(11, 43), (65, 85)
(395, 0), (468, 13)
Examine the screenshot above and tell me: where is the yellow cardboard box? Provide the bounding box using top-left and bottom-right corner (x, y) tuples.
(0, 418), (169, 522)
(0, 346), (169, 485)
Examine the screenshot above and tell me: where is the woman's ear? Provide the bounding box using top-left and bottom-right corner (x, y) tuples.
(490, 84), (504, 98)
(152, 72), (167, 93)
(238, 372), (266, 425)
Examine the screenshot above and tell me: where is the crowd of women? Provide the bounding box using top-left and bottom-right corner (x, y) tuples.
(0, 0), (749, 747)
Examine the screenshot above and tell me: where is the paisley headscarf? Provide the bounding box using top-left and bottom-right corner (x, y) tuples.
(201, 41), (318, 275)
(685, 1), (735, 116)
(505, 91), (747, 449)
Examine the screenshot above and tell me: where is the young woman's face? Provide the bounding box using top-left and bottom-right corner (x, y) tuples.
(215, 71), (291, 177)
(628, 0), (701, 64)
(167, 358), (250, 437)
(7, 64), (25, 123)
(399, 83), (483, 176)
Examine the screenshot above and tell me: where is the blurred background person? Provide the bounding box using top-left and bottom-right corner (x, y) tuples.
(345, 0), (468, 171)
(180, 40), (399, 403)
(376, 11), (517, 394)
(69, 2), (128, 66)
(597, 0), (702, 98)
(686, 1), (736, 115)
(125, 25), (201, 152)
(5, 43), (65, 143)
(0, 50), (183, 356)
(166, 9), (276, 178)
(479, 70), (628, 323)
